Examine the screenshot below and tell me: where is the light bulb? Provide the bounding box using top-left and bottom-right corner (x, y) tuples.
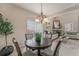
(44, 18), (49, 23)
(35, 19), (39, 22)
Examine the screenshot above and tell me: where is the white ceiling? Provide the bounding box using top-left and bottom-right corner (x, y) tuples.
(13, 3), (79, 16)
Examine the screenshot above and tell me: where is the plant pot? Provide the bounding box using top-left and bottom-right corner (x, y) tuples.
(0, 45), (14, 56)
(35, 38), (41, 44)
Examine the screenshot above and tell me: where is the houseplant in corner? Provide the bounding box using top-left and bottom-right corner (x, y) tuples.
(0, 13), (13, 48)
(35, 32), (42, 44)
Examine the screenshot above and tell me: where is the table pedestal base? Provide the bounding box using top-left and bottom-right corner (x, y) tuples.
(37, 49), (42, 56)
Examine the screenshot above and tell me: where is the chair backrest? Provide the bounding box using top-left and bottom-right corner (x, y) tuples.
(25, 34), (27, 40)
(12, 37), (22, 56)
(25, 33), (33, 40)
(53, 40), (61, 56)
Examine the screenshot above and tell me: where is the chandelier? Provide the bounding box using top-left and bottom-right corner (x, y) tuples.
(35, 3), (49, 23)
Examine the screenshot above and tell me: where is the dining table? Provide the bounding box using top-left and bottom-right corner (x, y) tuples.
(25, 38), (52, 56)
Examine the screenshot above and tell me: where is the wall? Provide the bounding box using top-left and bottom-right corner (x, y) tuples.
(0, 3), (37, 51)
(49, 9), (79, 32)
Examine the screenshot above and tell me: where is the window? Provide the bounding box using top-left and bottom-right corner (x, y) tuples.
(26, 19), (43, 33)
(27, 19), (35, 31)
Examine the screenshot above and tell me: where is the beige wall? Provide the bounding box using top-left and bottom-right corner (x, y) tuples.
(50, 9), (79, 32)
(0, 3), (37, 50)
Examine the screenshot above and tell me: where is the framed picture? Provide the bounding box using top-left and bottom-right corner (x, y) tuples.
(65, 23), (73, 31)
(53, 17), (61, 29)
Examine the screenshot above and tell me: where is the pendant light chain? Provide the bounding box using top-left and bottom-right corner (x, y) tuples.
(41, 3), (43, 13)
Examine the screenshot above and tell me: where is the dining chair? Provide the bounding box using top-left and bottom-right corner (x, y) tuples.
(12, 37), (36, 56)
(53, 40), (61, 56)
(12, 37), (22, 56)
(25, 33), (33, 40)
(25, 34), (33, 49)
(25, 33), (36, 52)
(41, 37), (60, 56)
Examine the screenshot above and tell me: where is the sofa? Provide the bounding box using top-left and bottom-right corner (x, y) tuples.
(64, 31), (79, 40)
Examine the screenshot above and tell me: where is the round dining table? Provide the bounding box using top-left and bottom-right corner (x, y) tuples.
(25, 38), (52, 56)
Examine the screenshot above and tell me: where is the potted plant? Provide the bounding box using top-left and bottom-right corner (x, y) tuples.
(0, 13), (13, 48)
(35, 32), (42, 43)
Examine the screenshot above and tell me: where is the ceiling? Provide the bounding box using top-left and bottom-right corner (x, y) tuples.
(13, 3), (79, 16)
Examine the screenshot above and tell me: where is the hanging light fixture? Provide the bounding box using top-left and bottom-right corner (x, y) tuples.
(35, 3), (49, 23)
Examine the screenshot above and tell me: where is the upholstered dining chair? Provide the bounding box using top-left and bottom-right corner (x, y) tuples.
(12, 37), (36, 56)
(25, 33), (36, 52)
